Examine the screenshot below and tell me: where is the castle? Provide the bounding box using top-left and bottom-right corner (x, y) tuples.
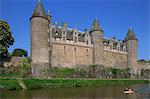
(30, 0), (138, 77)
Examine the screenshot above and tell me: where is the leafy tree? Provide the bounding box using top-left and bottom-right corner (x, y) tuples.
(12, 48), (28, 57)
(0, 20), (14, 60)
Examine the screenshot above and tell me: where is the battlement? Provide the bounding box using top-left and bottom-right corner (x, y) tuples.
(52, 38), (93, 47)
(104, 46), (127, 54)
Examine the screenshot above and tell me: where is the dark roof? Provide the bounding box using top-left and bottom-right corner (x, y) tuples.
(52, 26), (85, 42)
(90, 18), (103, 32)
(125, 28), (137, 40)
(66, 30), (73, 40)
(31, 0), (47, 18)
(78, 33), (85, 42)
(103, 37), (124, 47)
(52, 28), (62, 38)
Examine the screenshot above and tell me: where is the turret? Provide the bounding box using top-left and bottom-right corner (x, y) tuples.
(30, 0), (51, 78)
(125, 27), (138, 74)
(62, 22), (67, 41)
(73, 28), (78, 43)
(90, 17), (103, 65)
(85, 29), (91, 45)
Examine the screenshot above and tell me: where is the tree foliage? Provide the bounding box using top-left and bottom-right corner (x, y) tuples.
(12, 48), (28, 57)
(0, 20), (14, 60)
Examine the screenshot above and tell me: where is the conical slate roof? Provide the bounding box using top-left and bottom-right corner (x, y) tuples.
(126, 27), (137, 40)
(91, 17), (103, 32)
(31, 0), (47, 18)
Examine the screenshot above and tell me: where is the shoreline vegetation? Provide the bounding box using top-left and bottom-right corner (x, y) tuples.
(0, 78), (149, 90)
(0, 58), (150, 90)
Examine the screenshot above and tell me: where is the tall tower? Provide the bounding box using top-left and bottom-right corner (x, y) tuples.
(90, 18), (104, 65)
(125, 27), (138, 73)
(30, 0), (51, 78)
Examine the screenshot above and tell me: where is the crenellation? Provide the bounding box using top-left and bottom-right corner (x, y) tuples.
(52, 37), (93, 48)
(104, 47), (127, 55)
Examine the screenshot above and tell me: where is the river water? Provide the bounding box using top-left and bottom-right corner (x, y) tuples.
(1, 84), (150, 99)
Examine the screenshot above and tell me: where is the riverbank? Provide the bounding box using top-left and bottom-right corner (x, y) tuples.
(0, 78), (149, 90)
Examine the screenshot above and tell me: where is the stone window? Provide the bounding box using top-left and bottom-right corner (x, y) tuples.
(123, 43), (126, 52)
(117, 43), (120, 51)
(110, 45), (113, 50)
(117, 46), (120, 51)
(86, 40), (88, 45)
(123, 46), (126, 52)
(74, 37), (77, 43)
(64, 46), (66, 54)
(86, 49), (88, 56)
(62, 31), (66, 41)
(109, 41), (113, 50)
(62, 37), (66, 41)
(74, 47), (76, 56)
(63, 31), (65, 35)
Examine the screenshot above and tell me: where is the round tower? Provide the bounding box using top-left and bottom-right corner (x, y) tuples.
(30, 0), (50, 78)
(90, 17), (104, 65)
(125, 27), (138, 74)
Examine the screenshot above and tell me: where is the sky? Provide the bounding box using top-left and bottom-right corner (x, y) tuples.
(0, 0), (150, 60)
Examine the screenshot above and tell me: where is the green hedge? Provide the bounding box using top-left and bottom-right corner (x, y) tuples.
(0, 78), (21, 90)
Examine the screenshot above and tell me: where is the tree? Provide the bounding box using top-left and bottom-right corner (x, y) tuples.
(12, 48), (28, 57)
(0, 20), (14, 60)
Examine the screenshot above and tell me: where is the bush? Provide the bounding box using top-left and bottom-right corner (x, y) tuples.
(0, 78), (21, 90)
(51, 67), (75, 78)
(19, 58), (31, 78)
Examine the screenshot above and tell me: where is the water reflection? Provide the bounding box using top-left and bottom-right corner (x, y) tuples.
(1, 84), (150, 99)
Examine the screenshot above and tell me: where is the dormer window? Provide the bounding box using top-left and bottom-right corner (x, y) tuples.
(62, 30), (67, 41)
(56, 33), (58, 36)
(110, 45), (113, 50)
(117, 43), (120, 51)
(86, 40), (88, 45)
(74, 37), (77, 43)
(123, 44), (126, 52)
(117, 46), (120, 51)
(55, 30), (58, 35)
(63, 31), (65, 35)
(109, 41), (113, 50)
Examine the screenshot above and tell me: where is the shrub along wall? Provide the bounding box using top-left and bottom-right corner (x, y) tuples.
(50, 65), (132, 79)
(0, 64), (134, 79)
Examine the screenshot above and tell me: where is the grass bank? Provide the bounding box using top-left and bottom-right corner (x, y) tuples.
(0, 78), (149, 90)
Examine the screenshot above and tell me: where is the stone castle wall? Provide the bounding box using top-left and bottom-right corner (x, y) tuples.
(103, 49), (127, 68)
(51, 38), (128, 68)
(51, 38), (93, 67)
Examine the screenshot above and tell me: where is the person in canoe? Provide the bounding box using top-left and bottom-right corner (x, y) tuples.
(124, 87), (134, 94)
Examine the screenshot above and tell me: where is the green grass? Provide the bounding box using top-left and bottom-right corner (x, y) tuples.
(0, 78), (21, 90)
(0, 73), (20, 77)
(0, 78), (149, 90)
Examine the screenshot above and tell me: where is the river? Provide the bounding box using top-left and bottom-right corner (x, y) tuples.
(1, 84), (150, 99)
